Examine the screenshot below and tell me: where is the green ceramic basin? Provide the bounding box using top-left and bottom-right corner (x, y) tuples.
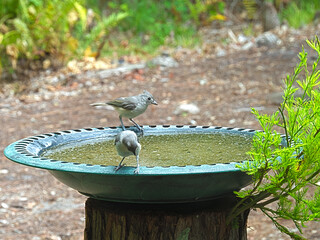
(4, 125), (255, 203)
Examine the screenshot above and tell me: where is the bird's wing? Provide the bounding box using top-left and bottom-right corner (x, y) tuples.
(114, 134), (121, 145)
(107, 98), (137, 110)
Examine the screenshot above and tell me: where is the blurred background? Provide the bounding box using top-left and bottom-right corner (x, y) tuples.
(1, 0), (319, 82)
(1, 0), (320, 239)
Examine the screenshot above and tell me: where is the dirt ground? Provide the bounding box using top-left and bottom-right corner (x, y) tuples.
(1, 24), (320, 239)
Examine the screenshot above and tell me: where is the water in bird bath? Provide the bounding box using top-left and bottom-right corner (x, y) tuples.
(41, 133), (253, 167)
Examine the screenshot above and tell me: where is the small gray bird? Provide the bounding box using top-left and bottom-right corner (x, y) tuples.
(91, 90), (157, 131)
(114, 130), (141, 174)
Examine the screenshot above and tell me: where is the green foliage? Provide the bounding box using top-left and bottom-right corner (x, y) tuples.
(0, 0), (127, 77)
(107, 0), (191, 50)
(281, 0), (320, 28)
(1, 0), (80, 60)
(242, 0), (257, 20)
(228, 37), (320, 239)
(187, 0), (226, 25)
(0, 0), (227, 78)
(106, 0), (225, 52)
(76, 11), (128, 55)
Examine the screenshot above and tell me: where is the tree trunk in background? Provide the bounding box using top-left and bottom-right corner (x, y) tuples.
(84, 196), (250, 240)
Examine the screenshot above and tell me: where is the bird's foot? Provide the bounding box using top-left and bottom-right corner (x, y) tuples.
(137, 128), (144, 137)
(115, 164), (125, 172)
(135, 126), (144, 136)
(134, 167), (140, 174)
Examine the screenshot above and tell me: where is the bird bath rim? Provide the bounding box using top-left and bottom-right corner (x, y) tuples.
(4, 125), (261, 203)
(4, 125), (258, 176)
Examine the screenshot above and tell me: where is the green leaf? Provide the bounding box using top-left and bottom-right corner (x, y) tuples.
(176, 228), (190, 240)
(73, 1), (87, 31)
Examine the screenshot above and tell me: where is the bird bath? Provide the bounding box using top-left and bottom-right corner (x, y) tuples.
(4, 125), (256, 203)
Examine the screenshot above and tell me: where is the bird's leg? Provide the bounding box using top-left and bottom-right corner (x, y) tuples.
(129, 118), (143, 132)
(115, 157), (126, 171)
(119, 116), (126, 130)
(134, 155), (140, 174)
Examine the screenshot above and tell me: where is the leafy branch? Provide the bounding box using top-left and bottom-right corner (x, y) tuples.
(227, 36), (320, 239)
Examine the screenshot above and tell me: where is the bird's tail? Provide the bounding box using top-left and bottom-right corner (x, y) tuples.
(90, 102), (108, 107)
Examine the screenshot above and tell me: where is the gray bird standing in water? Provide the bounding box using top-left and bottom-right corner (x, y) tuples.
(114, 130), (141, 174)
(91, 90), (157, 132)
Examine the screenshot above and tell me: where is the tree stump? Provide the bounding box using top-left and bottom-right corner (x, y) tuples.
(84, 195), (250, 240)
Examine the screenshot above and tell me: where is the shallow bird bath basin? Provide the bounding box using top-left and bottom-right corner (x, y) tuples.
(4, 125), (256, 203)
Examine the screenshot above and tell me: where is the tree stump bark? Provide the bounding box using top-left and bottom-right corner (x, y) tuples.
(84, 196), (250, 240)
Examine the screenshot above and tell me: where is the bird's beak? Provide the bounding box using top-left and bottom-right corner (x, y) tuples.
(152, 100), (158, 105)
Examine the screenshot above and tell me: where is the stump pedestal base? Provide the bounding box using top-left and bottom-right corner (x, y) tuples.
(84, 196), (249, 240)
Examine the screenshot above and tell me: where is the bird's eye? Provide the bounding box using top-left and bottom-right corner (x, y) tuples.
(148, 97), (151, 100)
